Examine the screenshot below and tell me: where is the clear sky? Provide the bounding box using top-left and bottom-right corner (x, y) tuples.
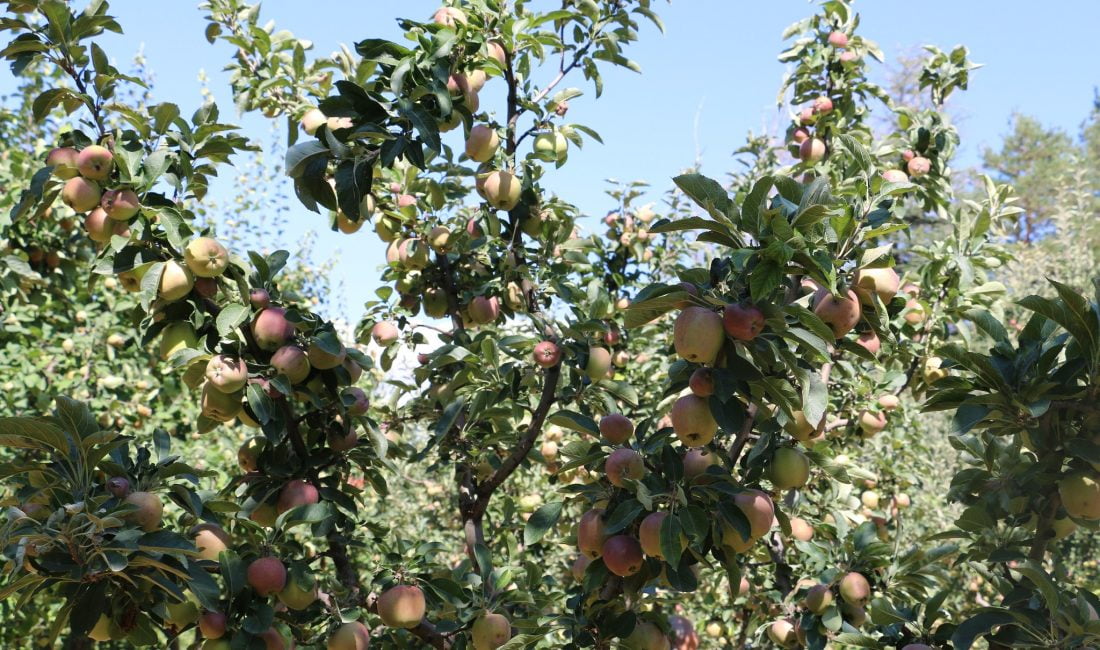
(9, 1), (1099, 321)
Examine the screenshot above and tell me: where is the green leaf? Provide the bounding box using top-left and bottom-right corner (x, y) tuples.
(659, 513), (684, 566)
(950, 609), (1018, 650)
(547, 410), (598, 437)
(215, 303), (250, 337)
(673, 173), (734, 223)
(603, 499), (642, 535)
(523, 502), (563, 546)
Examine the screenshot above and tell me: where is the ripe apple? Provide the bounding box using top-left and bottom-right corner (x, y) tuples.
(858, 409), (887, 437)
(199, 611), (227, 639)
(813, 96), (834, 113)
(344, 386), (369, 416)
(271, 345), (311, 384)
(84, 206), (112, 242)
(100, 188), (140, 220)
(585, 346), (612, 381)
(123, 491), (163, 531)
(247, 556), (287, 596)
(465, 125), (500, 162)
(486, 40), (506, 65)
(799, 137), (826, 163)
(882, 169), (908, 183)
(377, 584), (426, 628)
(106, 476), (131, 497)
(249, 288), (271, 308)
(47, 147), (79, 178)
(482, 170), (522, 211)
(468, 295), (500, 324)
(195, 277), (218, 298)
(840, 571), (871, 607)
(827, 30), (848, 48)
(803, 583), (833, 613)
(639, 511), (686, 559)
(532, 340), (561, 368)
(328, 426), (359, 452)
(533, 131), (568, 163)
(683, 447), (717, 480)
(812, 288), (861, 338)
(623, 621), (670, 650)
(300, 108), (326, 135)
(855, 330), (881, 355)
(799, 107), (816, 125)
(606, 448), (645, 487)
(308, 340), (346, 370)
(688, 368), (715, 397)
(852, 267), (900, 305)
(767, 619), (798, 648)
(192, 524), (230, 561)
(277, 479), (319, 514)
(158, 260), (195, 302)
(789, 516), (814, 541)
(201, 383), (243, 422)
(907, 156), (932, 177)
(673, 306), (724, 363)
(735, 489), (775, 538)
(599, 414), (634, 444)
(205, 355), (247, 393)
(184, 237), (230, 277)
(841, 602), (867, 628)
(670, 395), (718, 447)
(601, 534), (644, 577)
(577, 508), (608, 558)
(433, 6), (466, 26)
(62, 177), (101, 212)
(723, 303), (765, 341)
(371, 321), (400, 346)
(278, 570), (318, 610)
(252, 307), (294, 351)
(1059, 473), (1100, 519)
(398, 238), (430, 270)
(878, 394), (899, 411)
(159, 322), (199, 360)
(471, 612), (511, 650)
(76, 144), (114, 180)
(328, 621), (371, 650)
(791, 126), (811, 144)
(769, 447), (810, 489)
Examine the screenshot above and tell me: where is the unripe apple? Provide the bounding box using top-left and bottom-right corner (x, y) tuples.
(159, 322), (199, 360)
(789, 516), (814, 541)
(425, 226), (451, 253)
(784, 409), (823, 441)
(123, 491), (163, 531)
(201, 384), (243, 422)
(482, 170), (521, 210)
(601, 534), (643, 577)
(799, 107), (816, 125)
(673, 306), (724, 363)
(799, 138), (826, 163)
(577, 508), (608, 558)
(893, 493), (911, 509)
(277, 479), (319, 514)
(1059, 473), (1100, 519)
(468, 295), (500, 324)
(905, 298), (927, 324)
(206, 355), (248, 393)
(769, 447), (810, 489)
(377, 584), (426, 628)
(433, 6), (466, 26)
(705, 621), (723, 638)
(570, 554), (591, 582)
(199, 611), (227, 639)
(855, 330), (881, 355)
(861, 490), (880, 509)
(184, 237), (230, 277)
(192, 524), (231, 561)
(308, 340), (346, 370)
(623, 621), (669, 650)
(882, 169), (908, 183)
(606, 448), (645, 486)
(670, 395), (717, 447)
(328, 621), (371, 650)
(877, 394), (899, 411)
(813, 96), (834, 113)
(471, 612), (510, 650)
(247, 556), (287, 596)
(907, 156), (932, 177)
(278, 570), (318, 610)
(688, 367), (716, 397)
(683, 447), (717, 480)
(76, 144), (114, 180)
(300, 108), (326, 135)
(533, 131), (568, 163)
(858, 409), (887, 437)
(252, 307), (294, 351)
(767, 619), (798, 648)
(585, 346), (612, 381)
(812, 288), (861, 338)
(827, 30), (848, 48)
(723, 303), (765, 341)
(47, 147), (79, 178)
(599, 414), (634, 444)
(100, 188), (140, 220)
(839, 571), (871, 605)
(398, 237), (430, 270)
(62, 177), (101, 212)
(804, 583), (833, 613)
(922, 356), (947, 384)
(106, 332), (125, 348)
(532, 340), (561, 368)
(106, 476), (130, 497)
(852, 267), (900, 305)
(465, 125), (500, 162)
(271, 346), (311, 384)
(735, 489), (775, 538)
(158, 260), (195, 302)
(84, 207), (112, 242)
(250, 502), (277, 527)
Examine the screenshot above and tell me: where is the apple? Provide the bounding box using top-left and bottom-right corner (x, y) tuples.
(577, 508), (608, 558)
(673, 306), (724, 363)
(123, 491), (163, 531)
(570, 554), (591, 582)
(623, 621), (670, 650)
(902, 150), (916, 162)
(159, 322), (199, 360)
(767, 619), (798, 648)
(858, 409), (887, 437)
(882, 169), (908, 183)
(735, 489), (775, 538)
(343, 386), (369, 416)
(1059, 473), (1100, 519)
(471, 612), (510, 649)
(668, 615), (698, 650)
(769, 447), (810, 489)
(300, 108), (326, 135)
(482, 170), (521, 210)
(201, 384), (243, 422)
(639, 511), (686, 560)
(277, 479), (319, 514)
(855, 330), (881, 355)
(907, 156), (932, 177)
(184, 237), (230, 277)
(670, 395), (718, 447)
(465, 125), (499, 162)
(827, 30), (848, 48)
(433, 6), (466, 26)
(585, 346), (612, 381)
(785, 409), (823, 441)
(599, 414), (634, 444)
(601, 534), (643, 577)
(801, 583), (833, 614)
(789, 516), (814, 541)
(486, 40), (507, 65)
(723, 303), (765, 341)
(248, 556), (287, 596)
(249, 288), (271, 308)
(841, 602), (867, 628)
(893, 493), (911, 509)
(812, 288), (861, 338)
(252, 307), (294, 351)
(799, 137), (826, 163)
(813, 96), (834, 113)
(799, 107), (816, 125)
(278, 570), (318, 610)
(834, 575), (873, 616)
(76, 144), (114, 180)
(62, 177), (101, 212)
(308, 340), (346, 370)
(88, 614), (123, 642)
(852, 267), (900, 305)
(683, 447), (717, 480)
(47, 147), (79, 178)
(922, 356), (947, 384)
(606, 448), (645, 487)
(532, 340), (561, 368)
(468, 295), (500, 324)
(195, 276), (218, 298)
(688, 367), (716, 397)
(84, 207), (112, 242)
(206, 355), (247, 393)
(100, 188), (140, 220)
(199, 611), (227, 639)
(425, 226), (451, 253)
(878, 394), (899, 410)
(705, 621), (723, 638)
(533, 131), (568, 163)
(192, 524), (230, 561)
(328, 425), (360, 452)
(398, 238), (430, 269)
(791, 126), (811, 144)
(377, 584), (426, 628)
(250, 503), (277, 527)
(271, 345), (311, 384)
(328, 621), (371, 650)
(106, 476), (130, 497)
(157, 260), (195, 302)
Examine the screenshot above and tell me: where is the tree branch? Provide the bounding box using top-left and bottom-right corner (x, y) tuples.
(727, 403), (758, 467)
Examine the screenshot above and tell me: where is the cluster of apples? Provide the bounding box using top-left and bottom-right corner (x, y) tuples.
(48, 144), (139, 243)
(604, 206), (659, 261)
(768, 571), (876, 647)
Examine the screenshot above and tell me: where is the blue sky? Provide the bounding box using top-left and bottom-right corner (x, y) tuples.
(10, 1), (1100, 321)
